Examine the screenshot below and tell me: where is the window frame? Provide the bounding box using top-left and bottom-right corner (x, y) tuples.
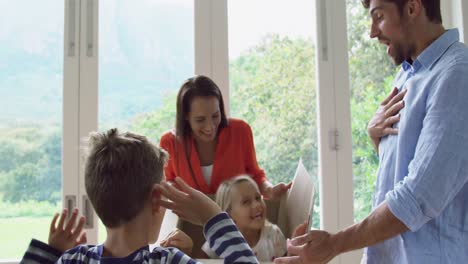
(1, 0), (463, 263)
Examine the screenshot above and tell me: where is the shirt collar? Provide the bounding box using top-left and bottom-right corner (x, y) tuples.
(403, 28), (459, 72)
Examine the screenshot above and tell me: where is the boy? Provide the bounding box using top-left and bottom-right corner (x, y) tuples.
(22, 128), (258, 263)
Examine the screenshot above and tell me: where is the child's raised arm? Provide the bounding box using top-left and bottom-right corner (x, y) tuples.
(21, 208), (87, 264)
(49, 208), (87, 252)
(157, 177), (221, 225)
(158, 177), (259, 264)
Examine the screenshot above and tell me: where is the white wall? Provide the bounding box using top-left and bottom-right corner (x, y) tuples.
(441, 0), (467, 43)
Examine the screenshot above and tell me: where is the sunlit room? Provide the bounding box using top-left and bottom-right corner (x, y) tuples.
(1, 0), (467, 263)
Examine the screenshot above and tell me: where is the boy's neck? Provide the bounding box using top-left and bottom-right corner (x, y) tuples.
(102, 216), (153, 257)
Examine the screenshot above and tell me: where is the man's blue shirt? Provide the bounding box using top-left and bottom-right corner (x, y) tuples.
(366, 29), (468, 263)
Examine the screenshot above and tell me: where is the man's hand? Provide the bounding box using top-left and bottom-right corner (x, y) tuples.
(292, 222), (308, 238)
(275, 230), (338, 264)
(368, 87), (406, 153)
(160, 228), (193, 255)
(158, 177), (221, 226)
(48, 208), (87, 253)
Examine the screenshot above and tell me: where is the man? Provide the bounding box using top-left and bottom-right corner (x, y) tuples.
(275, 0), (468, 263)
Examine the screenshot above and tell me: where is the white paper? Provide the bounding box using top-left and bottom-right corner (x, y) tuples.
(286, 159), (315, 234)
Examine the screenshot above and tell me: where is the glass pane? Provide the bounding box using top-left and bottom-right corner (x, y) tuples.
(346, 0), (398, 222)
(98, 0), (194, 243)
(0, 0), (63, 260)
(228, 0), (320, 228)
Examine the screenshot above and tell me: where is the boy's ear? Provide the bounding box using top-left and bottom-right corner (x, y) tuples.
(151, 184), (162, 213)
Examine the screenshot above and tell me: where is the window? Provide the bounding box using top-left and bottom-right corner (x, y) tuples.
(5, 1), (462, 263)
(228, 0), (320, 228)
(0, 0), (64, 259)
(97, 0), (194, 242)
(346, 0), (398, 222)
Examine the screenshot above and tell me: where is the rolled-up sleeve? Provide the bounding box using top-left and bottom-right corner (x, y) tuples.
(386, 65), (468, 231)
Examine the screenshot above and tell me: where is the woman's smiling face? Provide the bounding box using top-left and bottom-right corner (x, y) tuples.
(187, 96), (221, 143)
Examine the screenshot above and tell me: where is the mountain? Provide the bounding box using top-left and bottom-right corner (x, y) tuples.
(0, 0), (193, 127)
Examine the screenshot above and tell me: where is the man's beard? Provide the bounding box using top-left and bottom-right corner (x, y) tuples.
(390, 42), (414, 66)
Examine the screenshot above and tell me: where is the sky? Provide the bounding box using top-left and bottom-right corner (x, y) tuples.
(0, 0), (317, 123)
(0, 0), (316, 60)
(228, 0), (316, 58)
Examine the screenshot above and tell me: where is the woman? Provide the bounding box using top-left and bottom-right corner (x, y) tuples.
(159, 75), (290, 257)
(160, 76), (290, 199)
(160, 75), (290, 199)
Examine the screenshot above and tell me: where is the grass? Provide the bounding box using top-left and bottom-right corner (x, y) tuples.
(0, 216), (51, 260)
(0, 199), (175, 261)
(0, 198), (61, 260)
(0, 217), (107, 261)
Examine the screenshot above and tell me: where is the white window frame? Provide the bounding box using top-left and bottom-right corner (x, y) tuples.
(63, 0), (99, 244)
(2, 1), (465, 263)
(314, 0), (360, 263)
(442, 0), (468, 43)
(200, 0), (358, 263)
(194, 0), (230, 115)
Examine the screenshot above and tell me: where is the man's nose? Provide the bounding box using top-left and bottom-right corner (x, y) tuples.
(370, 22), (379, 39)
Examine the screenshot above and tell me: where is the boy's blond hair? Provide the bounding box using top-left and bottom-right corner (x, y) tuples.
(215, 175), (260, 212)
(84, 128), (168, 228)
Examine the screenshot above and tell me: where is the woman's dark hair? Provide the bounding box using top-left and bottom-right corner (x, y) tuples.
(362, 0), (442, 24)
(175, 75), (228, 141)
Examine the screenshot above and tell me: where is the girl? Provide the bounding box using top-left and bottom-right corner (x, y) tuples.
(202, 175), (287, 261)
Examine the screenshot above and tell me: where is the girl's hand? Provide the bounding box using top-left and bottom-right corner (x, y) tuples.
(263, 182), (292, 200)
(160, 228), (193, 255)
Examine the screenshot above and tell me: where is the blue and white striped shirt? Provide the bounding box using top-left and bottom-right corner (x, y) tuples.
(365, 29), (468, 263)
(22, 212), (258, 264)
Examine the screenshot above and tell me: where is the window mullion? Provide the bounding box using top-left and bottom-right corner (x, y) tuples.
(315, 0), (360, 262)
(77, 0), (99, 244)
(63, 0), (81, 229)
(194, 0), (230, 115)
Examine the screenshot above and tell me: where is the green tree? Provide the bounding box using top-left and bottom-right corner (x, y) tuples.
(346, 0), (399, 220)
(0, 126), (62, 203)
(230, 35), (318, 184)
(130, 92), (177, 143)
(3, 163), (40, 202)
(36, 130), (62, 202)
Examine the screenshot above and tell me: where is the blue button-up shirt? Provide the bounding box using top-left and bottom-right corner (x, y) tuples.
(365, 29), (468, 263)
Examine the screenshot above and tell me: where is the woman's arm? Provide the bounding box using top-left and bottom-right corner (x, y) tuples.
(159, 132), (177, 182)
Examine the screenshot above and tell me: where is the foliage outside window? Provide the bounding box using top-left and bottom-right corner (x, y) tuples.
(346, 0), (398, 221)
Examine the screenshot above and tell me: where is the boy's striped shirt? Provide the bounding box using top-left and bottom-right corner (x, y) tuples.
(21, 212), (258, 264)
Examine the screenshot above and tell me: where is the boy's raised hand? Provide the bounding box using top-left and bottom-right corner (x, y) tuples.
(158, 177), (221, 226)
(48, 208), (87, 252)
(160, 228), (193, 255)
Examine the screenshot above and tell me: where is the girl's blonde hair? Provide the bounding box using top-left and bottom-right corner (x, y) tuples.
(215, 175), (260, 212)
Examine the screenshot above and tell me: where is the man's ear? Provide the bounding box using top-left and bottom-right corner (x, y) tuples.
(151, 184), (162, 213)
(406, 0), (423, 18)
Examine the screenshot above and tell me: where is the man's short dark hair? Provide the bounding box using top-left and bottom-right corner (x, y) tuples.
(362, 0), (442, 24)
(84, 128), (168, 228)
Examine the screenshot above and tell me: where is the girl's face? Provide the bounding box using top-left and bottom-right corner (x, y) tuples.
(187, 96), (221, 143)
(229, 181), (266, 232)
